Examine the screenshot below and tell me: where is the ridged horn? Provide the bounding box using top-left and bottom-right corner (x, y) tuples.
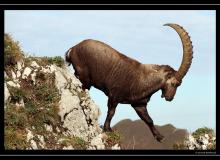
(164, 23), (193, 81)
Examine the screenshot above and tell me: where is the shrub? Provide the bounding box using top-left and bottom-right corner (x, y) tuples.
(4, 33), (24, 67)
(8, 86), (27, 104)
(105, 131), (122, 148)
(47, 56), (65, 68)
(192, 127), (214, 139)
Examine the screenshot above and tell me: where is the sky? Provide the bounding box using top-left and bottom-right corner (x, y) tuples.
(4, 10), (216, 132)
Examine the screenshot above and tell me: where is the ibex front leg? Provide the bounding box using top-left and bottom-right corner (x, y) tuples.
(132, 104), (165, 142)
(103, 99), (118, 132)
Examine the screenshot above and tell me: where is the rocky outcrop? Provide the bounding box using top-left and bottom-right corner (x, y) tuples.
(185, 133), (216, 150)
(4, 58), (120, 150)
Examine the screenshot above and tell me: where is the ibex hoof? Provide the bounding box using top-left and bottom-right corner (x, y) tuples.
(103, 127), (113, 132)
(155, 134), (165, 143)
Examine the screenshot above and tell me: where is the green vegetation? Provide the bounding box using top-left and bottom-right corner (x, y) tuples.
(59, 136), (88, 150)
(172, 127), (216, 150)
(4, 33), (24, 67)
(4, 33), (90, 150)
(4, 72), (61, 149)
(8, 86), (26, 104)
(24, 56), (65, 68)
(4, 105), (29, 149)
(47, 56), (65, 68)
(105, 131), (122, 148)
(192, 127), (214, 139)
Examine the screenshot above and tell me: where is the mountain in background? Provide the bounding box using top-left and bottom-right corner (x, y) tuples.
(113, 119), (188, 149)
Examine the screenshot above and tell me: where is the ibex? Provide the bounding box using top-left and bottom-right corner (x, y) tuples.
(65, 23), (193, 142)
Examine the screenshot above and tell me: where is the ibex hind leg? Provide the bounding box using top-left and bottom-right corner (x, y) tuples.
(132, 104), (165, 142)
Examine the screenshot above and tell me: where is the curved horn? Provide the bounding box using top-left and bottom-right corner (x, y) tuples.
(164, 23), (193, 81)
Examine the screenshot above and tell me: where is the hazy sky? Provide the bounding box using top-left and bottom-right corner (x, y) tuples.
(4, 10), (216, 132)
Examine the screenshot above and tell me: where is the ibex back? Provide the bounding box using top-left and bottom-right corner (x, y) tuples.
(65, 23), (193, 142)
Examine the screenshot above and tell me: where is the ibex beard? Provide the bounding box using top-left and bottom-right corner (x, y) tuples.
(65, 23), (193, 142)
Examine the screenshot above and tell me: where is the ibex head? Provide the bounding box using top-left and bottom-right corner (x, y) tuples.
(161, 23), (193, 101)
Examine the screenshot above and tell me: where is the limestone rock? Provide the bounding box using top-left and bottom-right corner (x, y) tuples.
(30, 140), (38, 150)
(11, 70), (16, 80)
(112, 144), (120, 150)
(90, 134), (105, 150)
(4, 71), (8, 79)
(26, 129), (34, 142)
(63, 145), (74, 150)
(4, 83), (10, 105)
(22, 67), (32, 79)
(16, 70), (21, 78)
(30, 61), (40, 69)
(7, 81), (20, 88)
(17, 60), (24, 71)
(44, 124), (53, 132)
(31, 72), (36, 85)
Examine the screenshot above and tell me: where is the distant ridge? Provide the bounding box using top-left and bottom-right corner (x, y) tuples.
(113, 119), (188, 149)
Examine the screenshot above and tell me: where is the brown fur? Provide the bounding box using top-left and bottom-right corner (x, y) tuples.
(66, 39), (182, 142)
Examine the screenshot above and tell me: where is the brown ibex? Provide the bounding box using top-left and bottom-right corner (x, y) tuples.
(65, 23), (193, 142)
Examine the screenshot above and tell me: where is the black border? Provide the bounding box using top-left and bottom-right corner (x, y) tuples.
(1, 4), (219, 157)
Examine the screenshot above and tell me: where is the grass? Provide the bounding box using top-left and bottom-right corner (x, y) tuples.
(4, 33), (24, 67)
(105, 131), (122, 149)
(5, 71), (61, 149)
(192, 127), (214, 139)
(24, 56), (65, 68)
(7, 86), (27, 104)
(59, 136), (88, 150)
(4, 105), (30, 149)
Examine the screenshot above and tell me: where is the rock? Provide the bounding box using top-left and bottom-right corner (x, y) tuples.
(49, 65), (56, 73)
(4, 83), (10, 105)
(31, 72), (36, 85)
(11, 70), (16, 80)
(40, 65), (56, 74)
(90, 134), (105, 150)
(44, 124), (53, 132)
(111, 144), (120, 150)
(204, 134), (209, 139)
(56, 127), (60, 133)
(63, 145), (74, 150)
(30, 61), (40, 68)
(22, 67), (32, 79)
(26, 129), (34, 142)
(30, 140), (38, 149)
(7, 81), (20, 88)
(185, 133), (216, 150)
(202, 145), (207, 150)
(4, 71), (8, 79)
(17, 60), (24, 71)
(15, 99), (25, 108)
(16, 70), (21, 78)
(37, 135), (45, 149)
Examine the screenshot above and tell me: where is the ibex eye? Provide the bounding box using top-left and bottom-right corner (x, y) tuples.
(171, 83), (176, 87)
